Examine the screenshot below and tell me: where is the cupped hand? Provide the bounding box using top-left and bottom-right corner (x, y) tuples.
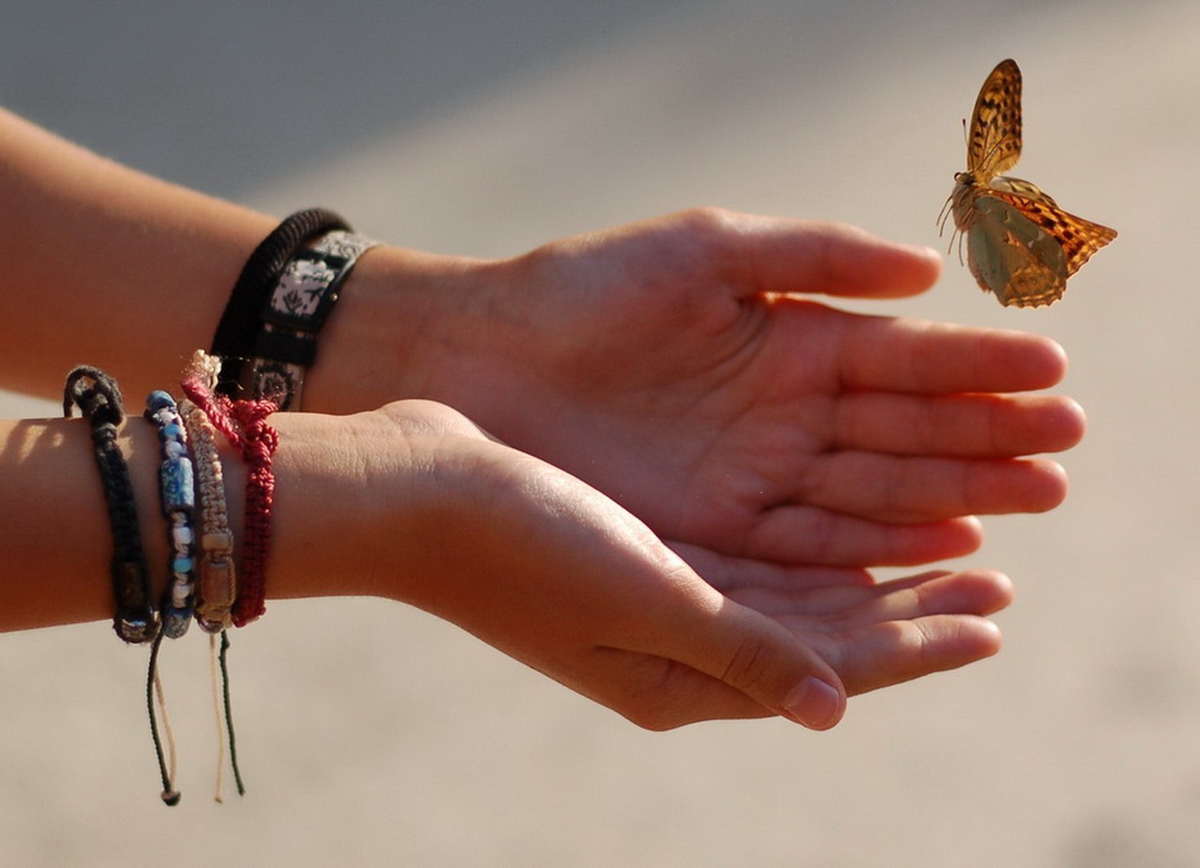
(355, 400), (1014, 731)
(323, 209), (1084, 569)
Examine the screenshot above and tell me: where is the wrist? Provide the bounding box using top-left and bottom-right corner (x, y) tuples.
(297, 244), (530, 418)
(262, 402), (463, 604)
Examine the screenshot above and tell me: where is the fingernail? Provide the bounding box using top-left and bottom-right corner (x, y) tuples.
(783, 677), (844, 730)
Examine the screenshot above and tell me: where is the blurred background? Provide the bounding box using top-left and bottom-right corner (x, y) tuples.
(1, 1), (1196, 864)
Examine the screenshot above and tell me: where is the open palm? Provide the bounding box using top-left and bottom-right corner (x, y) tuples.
(415, 209), (1083, 568)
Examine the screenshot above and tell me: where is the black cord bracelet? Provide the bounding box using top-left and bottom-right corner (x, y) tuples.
(210, 208), (349, 397)
(64, 366), (158, 644)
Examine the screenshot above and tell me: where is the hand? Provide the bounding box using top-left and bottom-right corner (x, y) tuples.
(317, 401), (1014, 731)
(314, 209), (1085, 568)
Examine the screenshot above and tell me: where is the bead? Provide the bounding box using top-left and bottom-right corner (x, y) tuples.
(118, 615), (159, 644)
(146, 390), (175, 412)
(171, 523), (195, 550)
(112, 559), (149, 611)
(159, 458), (195, 512)
(162, 607), (191, 639)
(201, 531), (234, 555)
(171, 584), (192, 608)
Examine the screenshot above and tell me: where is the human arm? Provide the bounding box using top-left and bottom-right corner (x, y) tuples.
(0, 400), (1012, 730)
(0, 107), (1084, 576)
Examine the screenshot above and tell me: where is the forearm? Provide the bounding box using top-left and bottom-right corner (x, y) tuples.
(0, 107), (273, 396)
(0, 107), (488, 407)
(0, 407), (422, 633)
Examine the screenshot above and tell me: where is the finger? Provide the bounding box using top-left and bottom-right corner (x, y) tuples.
(669, 542), (876, 595)
(562, 646), (780, 728)
(834, 317), (1069, 394)
(837, 569), (1014, 625)
(810, 614), (1005, 697)
(710, 213), (943, 299)
(831, 392), (1087, 457)
(795, 454), (1069, 523)
(683, 598), (848, 730)
(745, 509), (983, 567)
(620, 580), (849, 731)
(721, 569), (1013, 623)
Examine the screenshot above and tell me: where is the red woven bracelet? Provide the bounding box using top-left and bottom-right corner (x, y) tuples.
(182, 363), (278, 627)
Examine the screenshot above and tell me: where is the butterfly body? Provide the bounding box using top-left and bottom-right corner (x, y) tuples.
(942, 59), (1116, 307)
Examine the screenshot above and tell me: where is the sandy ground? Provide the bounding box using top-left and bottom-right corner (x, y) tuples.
(2, 1), (1198, 865)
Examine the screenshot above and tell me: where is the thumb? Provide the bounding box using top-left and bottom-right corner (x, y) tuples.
(672, 595), (848, 731)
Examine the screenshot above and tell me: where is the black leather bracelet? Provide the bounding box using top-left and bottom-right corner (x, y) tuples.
(210, 208), (349, 398)
(64, 365), (158, 644)
(242, 229), (378, 410)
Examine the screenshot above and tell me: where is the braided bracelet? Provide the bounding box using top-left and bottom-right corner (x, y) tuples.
(182, 356), (279, 627)
(179, 395), (237, 633)
(144, 391), (197, 638)
(63, 366), (158, 644)
(175, 370), (247, 801)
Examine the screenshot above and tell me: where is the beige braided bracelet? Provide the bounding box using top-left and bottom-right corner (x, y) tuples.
(180, 352), (246, 800)
(179, 355), (237, 632)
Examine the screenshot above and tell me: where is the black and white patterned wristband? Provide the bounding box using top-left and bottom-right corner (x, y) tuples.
(243, 230), (378, 410)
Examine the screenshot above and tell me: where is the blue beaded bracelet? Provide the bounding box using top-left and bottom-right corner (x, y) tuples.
(145, 390), (197, 638)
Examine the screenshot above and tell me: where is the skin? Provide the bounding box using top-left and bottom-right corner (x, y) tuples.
(0, 107), (1085, 730)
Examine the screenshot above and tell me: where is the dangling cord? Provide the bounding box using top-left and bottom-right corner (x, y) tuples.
(209, 634), (227, 802)
(147, 631), (181, 805)
(220, 631), (247, 795)
(207, 631), (245, 800)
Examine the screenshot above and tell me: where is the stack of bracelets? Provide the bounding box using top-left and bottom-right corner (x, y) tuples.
(63, 211), (376, 805)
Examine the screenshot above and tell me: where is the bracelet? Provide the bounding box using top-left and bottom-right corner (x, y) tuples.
(144, 391), (197, 639)
(179, 395), (237, 633)
(182, 355), (279, 627)
(211, 208), (349, 398)
(65, 367), (178, 803)
(63, 366), (158, 644)
(176, 365), (248, 800)
(242, 228), (378, 411)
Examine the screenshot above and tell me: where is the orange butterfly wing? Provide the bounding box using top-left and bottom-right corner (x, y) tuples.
(968, 59), (1023, 179)
(987, 189), (1118, 276)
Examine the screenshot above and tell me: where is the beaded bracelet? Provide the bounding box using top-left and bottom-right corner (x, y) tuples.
(63, 366), (158, 644)
(182, 355), (279, 627)
(144, 390), (198, 638)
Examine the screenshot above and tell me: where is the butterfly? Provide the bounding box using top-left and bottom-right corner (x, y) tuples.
(939, 58), (1116, 307)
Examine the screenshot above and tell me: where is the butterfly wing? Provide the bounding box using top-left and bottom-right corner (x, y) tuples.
(968, 195), (1068, 307)
(967, 59), (1023, 180)
(988, 188), (1118, 276)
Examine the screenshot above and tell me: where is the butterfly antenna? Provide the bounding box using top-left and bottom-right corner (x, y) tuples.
(936, 194), (954, 235)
